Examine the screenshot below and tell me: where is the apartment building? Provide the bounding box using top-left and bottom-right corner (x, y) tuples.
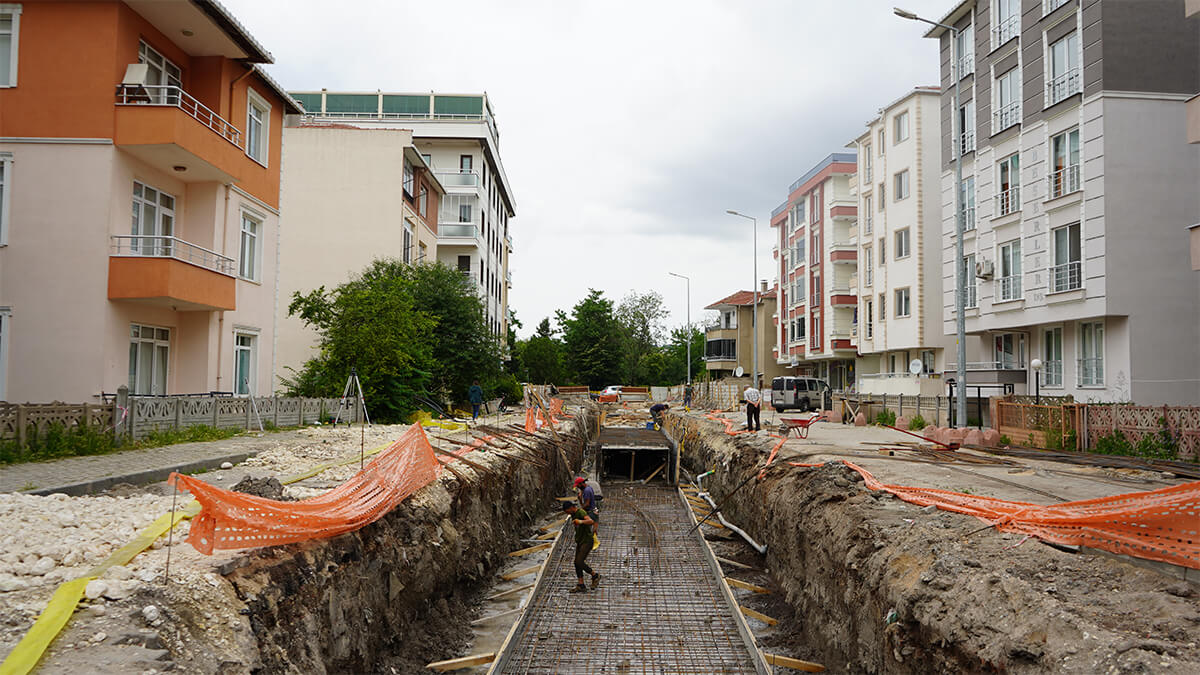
(929, 0), (1200, 404)
(769, 153), (859, 390)
(286, 91), (515, 346)
(851, 87), (953, 396)
(1188, 1), (1200, 270)
(703, 285), (784, 383)
(275, 124), (444, 378)
(0, 0), (300, 402)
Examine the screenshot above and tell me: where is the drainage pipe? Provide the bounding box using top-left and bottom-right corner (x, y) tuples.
(692, 471), (767, 554)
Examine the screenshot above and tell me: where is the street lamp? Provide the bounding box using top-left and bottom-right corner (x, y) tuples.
(726, 210), (759, 389)
(1031, 358), (1043, 405)
(894, 6), (968, 428)
(668, 272), (692, 386)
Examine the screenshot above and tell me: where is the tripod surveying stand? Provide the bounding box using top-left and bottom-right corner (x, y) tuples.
(333, 367), (371, 427)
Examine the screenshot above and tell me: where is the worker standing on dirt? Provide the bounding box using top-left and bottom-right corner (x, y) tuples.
(562, 501), (600, 593)
(468, 381), (484, 421)
(684, 382), (693, 407)
(575, 476), (601, 535)
(743, 384), (761, 432)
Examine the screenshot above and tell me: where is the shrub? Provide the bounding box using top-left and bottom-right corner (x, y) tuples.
(0, 423), (123, 465)
(908, 414), (927, 431)
(998, 434), (1011, 446)
(874, 410), (897, 427)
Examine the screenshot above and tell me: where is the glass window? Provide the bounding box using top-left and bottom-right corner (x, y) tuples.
(878, 293), (885, 324)
(864, 245), (873, 286)
(997, 153), (1020, 216)
(863, 195), (872, 233)
(878, 183), (885, 206)
(964, 253), (978, 307)
(893, 169), (910, 201)
(1048, 32), (1081, 105)
(994, 333), (1025, 369)
(811, 273), (820, 307)
(1052, 223), (1082, 292)
(895, 288), (911, 317)
(1043, 327), (1063, 386)
(862, 145), (873, 181)
(403, 221), (413, 264)
(879, 237), (886, 265)
(995, 68), (1021, 130)
(234, 333), (257, 396)
(246, 90), (270, 164)
(131, 181), (175, 257)
(955, 26), (974, 78)
(959, 176), (976, 230)
(958, 100), (976, 155)
(129, 323), (169, 395)
(1, 7), (21, 87)
(998, 239), (1022, 300)
(921, 350), (936, 375)
(1050, 129), (1081, 197)
(994, 0), (1020, 45)
(893, 111), (909, 143)
(460, 155), (473, 173)
(1079, 321), (1104, 386)
(137, 41), (181, 103)
(865, 299), (873, 339)
(239, 212), (261, 281)
(459, 202), (472, 223)
(894, 228), (910, 259)
(403, 158), (414, 196)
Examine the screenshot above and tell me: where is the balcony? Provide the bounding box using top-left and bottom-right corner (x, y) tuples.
(960, 205), (976, 231)
(959, 130), (976, 156)
(438, 223), (483, 248)
(114, 85), (248, 183)
(944, 360), (1026, 385)
(1048, 165), (1081, 200)
(993, 17), (1019, 47)
(997, 275), (1022, 301)
(957, 54), (974, 79)
(108, 235), (236, 311)
(435, 170), (481, 189)
(1044, 0), (1071, 13)
(1078, 357), (1104, 386)
(995, 187), (1020, 216)
(1046, 68), (1081, 107)
(994, 102), (1021, 131)
(1040, 359), (1064, 387)
(964, 283), (978, 309)
(1051, 261), (1082, 292)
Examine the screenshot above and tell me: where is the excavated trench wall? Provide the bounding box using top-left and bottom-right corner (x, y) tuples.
(170, 413), (594, 674)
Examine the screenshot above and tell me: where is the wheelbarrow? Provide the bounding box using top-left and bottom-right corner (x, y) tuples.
(779, 413), (821, 439)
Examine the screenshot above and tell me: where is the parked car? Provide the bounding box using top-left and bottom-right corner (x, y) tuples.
(601, 385), (623, 396)
(770, 377), (829, 412)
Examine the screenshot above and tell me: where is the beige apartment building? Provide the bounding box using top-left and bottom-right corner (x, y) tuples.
(703, 286), (784, 383)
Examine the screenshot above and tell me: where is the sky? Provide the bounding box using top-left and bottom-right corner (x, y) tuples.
(222, 0), (953, 338)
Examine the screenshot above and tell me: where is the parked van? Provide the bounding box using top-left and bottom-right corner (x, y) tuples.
(770, 377), (829, 412)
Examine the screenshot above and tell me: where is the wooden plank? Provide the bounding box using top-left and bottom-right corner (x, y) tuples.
(507, 541), (553, 557)
(716, 556), (756, 571)
(534, 530), (558, 541)
(470, 606), (524, 626)
(427, 652), (497, 672)
(500, 564), (542, 581)
(763, 652), (826, 672)
(739, 605), (778, 626)
(538, 517), (567, 533)
(486, 582), (534, 601)
(725, 577), (770, 594)
(641, 461), (667, 483)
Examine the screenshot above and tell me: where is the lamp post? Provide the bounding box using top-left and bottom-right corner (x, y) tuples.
(894, 7), (968, 428)
(726, 210), (759, 389)
(668, 272), (692, 386)
(1031, 358), (1042, 405)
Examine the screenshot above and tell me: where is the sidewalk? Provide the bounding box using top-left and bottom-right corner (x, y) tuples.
(0, 429), (313, 495)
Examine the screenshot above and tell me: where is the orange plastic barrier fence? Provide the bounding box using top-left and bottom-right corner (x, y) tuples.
(171, 423), (445, 554)
(705, 412), (749, 436)
(786, 460), (1200, 570)
(549, 398), (572, 419)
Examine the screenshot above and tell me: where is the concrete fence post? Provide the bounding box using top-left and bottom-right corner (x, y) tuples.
(173, 398), (182, 431)
(213, 394), (220, 428)
(114, 385), (129, 440)
(130, 394), (139, 441)
(16, 405), (27, 447)
(245, 397), (252, 429)
(274, 396), (280, 427)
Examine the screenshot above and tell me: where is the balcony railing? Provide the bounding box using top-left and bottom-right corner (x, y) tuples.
(994, 101), (1021, 131)
(1078, 357), (1104, 386)
(435, 170), (480, 187)
(116, 85), (242, 148)
(961, 205), (976, 231)
(110, 235), (236, 276)
(959, 130), (976, 156)
(998, 275), (1022, 301)
(863, 213), (872, 235)
(1051, 261), (1082, 292)
(993, 16), (1020, 46)
(1045, 0), (1071, 13)
(964, 284), (978, 308)
(957, 54), (974, 79)
(1047, 68), (1081, 106)
(947, 360), (1027, 371)
(704, 352), (737, 362)
(1041, 359), (1064, 387)
(439, 223), (480, 238)
(996, 186), (1020, 216)
(1048, 164), (1081, 199)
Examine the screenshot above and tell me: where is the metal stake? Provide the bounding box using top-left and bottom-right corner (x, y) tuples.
(163, 481), (179, 585)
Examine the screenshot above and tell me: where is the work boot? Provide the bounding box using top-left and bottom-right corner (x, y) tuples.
(569, 583), (588, 593)
(591, 573), (602, 589)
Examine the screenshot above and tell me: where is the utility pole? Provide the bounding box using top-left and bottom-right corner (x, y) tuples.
(668, 272), (692, 386)
(726, 210), (759, 389)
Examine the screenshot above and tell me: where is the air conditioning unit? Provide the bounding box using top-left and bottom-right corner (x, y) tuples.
(122, 63), (149, 86)
(975, 259), (995, 279)
(789, 355), (799, 366)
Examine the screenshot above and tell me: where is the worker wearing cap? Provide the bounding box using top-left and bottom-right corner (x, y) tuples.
(574, 476), (601, 535)
(561, 500), (600, 593)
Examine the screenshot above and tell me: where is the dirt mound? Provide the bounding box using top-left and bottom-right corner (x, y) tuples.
(231, 475), (288, 500)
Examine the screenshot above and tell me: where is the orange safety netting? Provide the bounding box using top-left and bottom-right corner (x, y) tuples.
(170, 423), (448, 554)
(786, 460), (1200, 570)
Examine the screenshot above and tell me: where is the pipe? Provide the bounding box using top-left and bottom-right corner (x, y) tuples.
(692, 471), (766, 554)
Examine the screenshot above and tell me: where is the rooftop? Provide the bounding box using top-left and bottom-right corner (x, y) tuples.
(705, 289), (777, 309)
(787, 152), (857, 195)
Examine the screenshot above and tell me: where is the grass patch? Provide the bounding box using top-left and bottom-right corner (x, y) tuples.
(907, 414), (927, 431)
(874, 410), (897, 427)
(0, 423), (242, 466)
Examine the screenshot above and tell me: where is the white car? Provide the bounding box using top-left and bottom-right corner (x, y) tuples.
(601, 385), (623, 396)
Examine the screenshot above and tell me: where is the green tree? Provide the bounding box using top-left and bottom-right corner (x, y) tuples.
(616, 291), (669, 384)
(561, 289), (624, 389)
(523, 318), (564, 384)
(504, 309), (523, 377)
(662, 325), (704, 384)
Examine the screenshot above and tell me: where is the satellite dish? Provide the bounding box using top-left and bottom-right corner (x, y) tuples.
(909, 359), (923, 376)
(734, 366), (745, 378)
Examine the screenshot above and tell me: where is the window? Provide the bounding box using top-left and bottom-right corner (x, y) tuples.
(994, 0), (1020, 46)
(997, 153), (1020, 216)
(1044, 0), (1070, 13)
(893, 111), (909, 143)
(1050, 129), (1080, 198)
(959, 176), (975, 230)
(457, 255), (471, 273)
(921, 350), (936, 376)
(705, 338), (736, 361)
(234, 332), (257, 396)
(878, 293), (885, 324)
(1047, 32), (1081, 106)
(129, 324), (169, 395)
(137, 41), (181, 103)
(1079, 321), (1104, 386)
(0, 152), (10, 245)
(421, 153), (432, 168)
(795, 278), (806, 305)
(796, 318), (806, 340)
(894, 288), (911, 318)
(863, 195), (872, 234)
(246, 89), (270, 165)
(811, 273), (820, 306)
(958, 100), (976, 155)
(810, 316), (821, 349)
(723, 310), (737, 329)
(862, 145), (873, 181)
(131, 182), (175, 256)
(239, 211), (261, 281)
(402, 157), (414, 196)
(994, 332), (1025, 370)
(402, 220), (413, 264)
(793, 200), (806, 227)
(955, 26), (974, 78)
(864, 299), (873, 339)
(964, 253), (978, 307)
(796, 238), (806, 265)
(419, 241), (428, 262)
(998, 239), (1022, 300)
(878, 130), (885, 153)
(811, 230), (820, 265)
(1043, 327), (1063, 387)
(418, 188), (428, 218)
(864, 245), (873, 286)
(460, 155), (473, 173)
(1051, 223), (1081, 292)
(879, 237), (886, 265)
(893, 170), (910, 201)
(1, 5), (21, 87)
(459, 202), (473, 223)
(894, 228), (910, 259)
(0, 307), (9, 401)
(995, 68), (1021, 130)
(878, 183), (885, 207)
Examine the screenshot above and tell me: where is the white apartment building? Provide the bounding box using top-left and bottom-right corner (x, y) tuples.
(929, 0), (1200, 404)
(288, 91), (515, 342)
(851, 87), (954, 396)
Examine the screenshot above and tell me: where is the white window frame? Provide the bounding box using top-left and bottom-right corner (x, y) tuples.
(1046, 31), (1081, 107)
(864, 299), (873, 339)
(1043, 326), (1064, 387)
(863, 244), (873, 286)
(1049, 128), (1081, 198)
(402, 157), (414, 197)
(994, 67), (1022, 131)
(233, 329), (259, 396)
(0, 306), (9, 401)
(0, 152), (11, 245)
(245, 87), (271, 166)
(862, 144), (872, 182)
(993, 0), (1020, 48)
(137, 40), (181, 102)
(893, 111), (909, 143)
(996, 153), (1020, 216)
(958, 100), (976, 155)
(863, 195), (872, 234)
(878, 129), (885, 154)
(0, 4), (21, 88)
(1051, 222), (1082, 293)
(893, 169), (910, 201)
(894, 287), (911, 318)
(238, 209), (263, 282)
(954, 25), (974, 78)
(129, 323), (170, 395)
(960, 175), (976, 230)
(1044, 0), (1070, 15)
(894, 228), (911, 260)
(964, 253), (978, 308)
(1078, 320), (1105, 387)
(403, 218), (414, 264)
(131, 181), (176, 256)
(998, 239), (1022, 301)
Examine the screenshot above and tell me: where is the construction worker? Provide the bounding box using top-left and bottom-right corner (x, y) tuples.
(684, 382), (693, 407)
(574, 476), (601, 535)
(649, 402), (669, 427)
(562, 500), (600, 592)
(743, 383), (762, 432)
(468, 381), (484, 421)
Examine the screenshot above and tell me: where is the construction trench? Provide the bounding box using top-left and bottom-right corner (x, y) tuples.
(3, 400), (1199, 674)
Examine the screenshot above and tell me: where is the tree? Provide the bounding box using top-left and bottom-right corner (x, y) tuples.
(615, 291), (670, 384)
(504, 309), (523, 377)
(662, 325), (705, 385)
(561, 289), (624, 389)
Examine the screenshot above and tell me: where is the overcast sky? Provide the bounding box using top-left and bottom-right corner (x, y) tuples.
(224, 0), (951, 338)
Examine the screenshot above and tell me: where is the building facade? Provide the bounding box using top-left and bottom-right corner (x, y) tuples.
(929, 0), (1200, 404)
(703, 286), (783, 383)
(769, 153), (859, 390)
(286, 91), (515, 345)
(852, 87), (955, 396)
(0, 0), (299, 402)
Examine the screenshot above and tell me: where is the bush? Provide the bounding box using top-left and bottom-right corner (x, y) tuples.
(1093, 418), (1179, 460)
(998, 434), (1011, 446)
(487, 373), (525, 407)
(874, 410), (897, 427)
(908, 414), (927, 431)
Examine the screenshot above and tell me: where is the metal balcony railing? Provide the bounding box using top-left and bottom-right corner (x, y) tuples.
(961, 205), (976, 231)
(1078, 357), (1104, 386)
(1048, 164), (1081, 199)
(959, 130), (976, 156)
(994, 101), (1021, 131)
(1047, 68), (1081, 106)
(116, 85), (242, 148)
(1051, 261), (1082, 292)
(110, 235), (236, 276)
(435, 170), (480, 187)
(998, 275), (1022, 301)
(1041, 360), (1063, 387)
(1045, 0), (1070, 13)
(993, 16), (1019, 46)
(957, 54), (974, 79)
(964, 284), (978, 308)
(947, 359), (1027, 371)
(996, 186), (1020, 216)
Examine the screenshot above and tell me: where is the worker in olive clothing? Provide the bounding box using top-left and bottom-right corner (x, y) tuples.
(561, 500), (600, 593)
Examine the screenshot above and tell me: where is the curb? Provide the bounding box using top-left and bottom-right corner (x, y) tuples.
(21, 452), (258, 497)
